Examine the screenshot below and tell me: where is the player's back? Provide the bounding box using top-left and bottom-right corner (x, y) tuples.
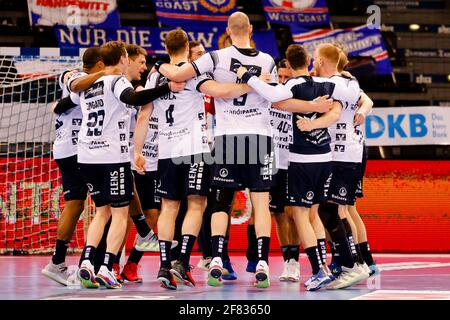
(75, 75), (133, 164)
(192, 45), (277, 137)
(148, 70), (210, 159)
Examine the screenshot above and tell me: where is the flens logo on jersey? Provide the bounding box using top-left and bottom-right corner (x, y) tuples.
(306, 191), (314, 201)
(200, 0), (236, 13)
(268, 0), (317, 10)
(339, 187), (347, 197)
(219, 168), (229, 178)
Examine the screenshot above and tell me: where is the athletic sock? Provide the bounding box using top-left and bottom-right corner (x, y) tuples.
(330, 223), (355, 268)
(341, 218), (364, 264)
(246, 224), (258, 261)
(305, 246), (322, 275)
(114, 250), (122, 264)
(79, 245), (96, 267)
(281, 245), (290, 262)
(289, 245), (300, 261)
(328, 240), (340, 266)
(317, 238), (327, 265)
(52, 239), (69, 265)
(127, 248), (144, 265)
(257, 236), (270, 264)
(159, 240), (172, 269)
(359, 241), (375, 266)
(131, 213), (151, 238)
(102, 252), (116, 271)
(179, 234), (197, 269)
(211, 235), (225, 259)
(222, 235), (231, 261)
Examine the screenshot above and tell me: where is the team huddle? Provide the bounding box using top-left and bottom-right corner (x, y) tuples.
(42, 12), (379, 292)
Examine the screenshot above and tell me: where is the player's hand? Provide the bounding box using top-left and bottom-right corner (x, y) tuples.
(63, 69), (78, 84)
(296, 116), (315, 132)
(354, 112), (365, 126)
(311, 95), (332, 113)
(259, 72), (271, 83)
(236, 66), (248, 79)
(134, 152), (146, 175)
(169, 81), (185, 92)
(104, 66), (122, 76)
(50, 101), (58, 113)
(341, 71), (353, 78)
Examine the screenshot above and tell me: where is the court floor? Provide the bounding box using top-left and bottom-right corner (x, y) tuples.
(1, 254), (449, 300)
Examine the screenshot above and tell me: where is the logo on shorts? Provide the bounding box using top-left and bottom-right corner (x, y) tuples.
(339, 187), (347, 197)
(219, 168), (229, 178)
(87, 183), (93, 192)
(306, 191), (314, 201)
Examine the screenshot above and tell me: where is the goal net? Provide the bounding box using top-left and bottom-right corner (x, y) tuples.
(0, 49), (94, 255)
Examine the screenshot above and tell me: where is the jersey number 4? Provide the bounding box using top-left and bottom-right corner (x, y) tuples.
(166, 104), (175, 126)
(86, 110), (105, 136)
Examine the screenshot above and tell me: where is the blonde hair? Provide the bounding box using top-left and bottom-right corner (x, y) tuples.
(317, 43), (341, 67)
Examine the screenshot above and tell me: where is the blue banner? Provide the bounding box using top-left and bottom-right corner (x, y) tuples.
(262, 0), (330, 27)
(54, 26), (280, 58)
(27, 0), (120, 27)
(292, 25), (392, 75)
(153, 0), (237, 26)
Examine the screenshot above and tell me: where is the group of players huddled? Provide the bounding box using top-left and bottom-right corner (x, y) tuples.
(41, 12), (379, 292)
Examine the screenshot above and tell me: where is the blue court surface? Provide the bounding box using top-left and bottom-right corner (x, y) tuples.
(1, 254), (449, 300)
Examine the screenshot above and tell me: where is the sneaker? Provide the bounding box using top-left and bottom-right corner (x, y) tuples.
(197, 257), (212, 271)
(326, 264), (366, 290)
(369, 263), (380, 276)
(361, 263), (371, 276)
(157, 267), (177, 290)
(328, 261), (342, 277)
(306, 266), (331, 291)
(287, 259), (300, 282)
(170, 261), (196, 287)
(134, 231), (179, 252)
(279, 260), (290, 281)
(207, 257), (223, 287)
(121, 262), (143, 283)
(95, 265), (122, 289)
(353, 263), (371, 282)
(222, 260), (237, 280)
(113, 263), (124, 284)
(42, 261), (71, 286)
(246, 259), (258, 273)
(78, 260), (100, 289)
(254, 260), (270, 289)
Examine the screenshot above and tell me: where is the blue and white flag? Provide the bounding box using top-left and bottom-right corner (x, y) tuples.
(262, 0), (330, 27)
(292, 25), (392, 75)
(54, 26), (280, 58)
(153, 0), (237, 26)
(27, 0), (120, 27)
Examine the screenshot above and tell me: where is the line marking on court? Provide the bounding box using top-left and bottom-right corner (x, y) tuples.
(378, 262), (450, 271)
(352, 290), (450, 300)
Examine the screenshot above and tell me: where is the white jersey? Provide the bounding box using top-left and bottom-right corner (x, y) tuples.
(72, 75), (134, 164)
(53, 71), (84, 160)
(147, 68), (211, 160)
(192, 45), (277, 137)
(325, 76), (363, 163)
(270, 108), (292, 170)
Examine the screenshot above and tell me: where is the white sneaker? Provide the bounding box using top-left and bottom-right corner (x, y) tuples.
(279, 260), (290, 281)
(287, 259), (300, 282)
(78, 260), (100, 289)
(353, 263), (371, 283)
(362, 262), (371, 276)
(207, 257), (223, 287)
(95, 265), (122, 289)
(254, 260), (270, 288)
(197, 257), (212, 271)
(41, 261), (71, 286)
(134, 231), (178, 252)
(326, 264), (366, 290)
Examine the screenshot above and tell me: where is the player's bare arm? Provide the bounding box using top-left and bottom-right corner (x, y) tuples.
(198, 80), (252, 99)
(296, 101), (342, 132)
(69, 66), (121, 92)
(133, 102), (154, 175)
(354, 92), (374, 126)
(155, 62), (197, 82)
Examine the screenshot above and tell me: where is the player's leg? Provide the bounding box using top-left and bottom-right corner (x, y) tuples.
(42, 155), (87, 286)
(274, 211), (293, 281)
(285, 206), (301, 282)
(197, 190), (214, 271)
(310, 204), (327, 266)
(222, 214), (237, 280)
(245, 205), (258, 273)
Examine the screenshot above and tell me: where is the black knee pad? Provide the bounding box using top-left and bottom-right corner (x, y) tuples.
(318, 202), (340, 231)
(209, 188), (235, 215)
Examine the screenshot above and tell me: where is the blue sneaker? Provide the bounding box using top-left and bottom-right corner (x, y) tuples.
(368, 263), (380, 276)
(306, 266), (331, 291)
(328, 261), (342, 277)
(222, 260), (237, 280)
(246, 260), (257, 273)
